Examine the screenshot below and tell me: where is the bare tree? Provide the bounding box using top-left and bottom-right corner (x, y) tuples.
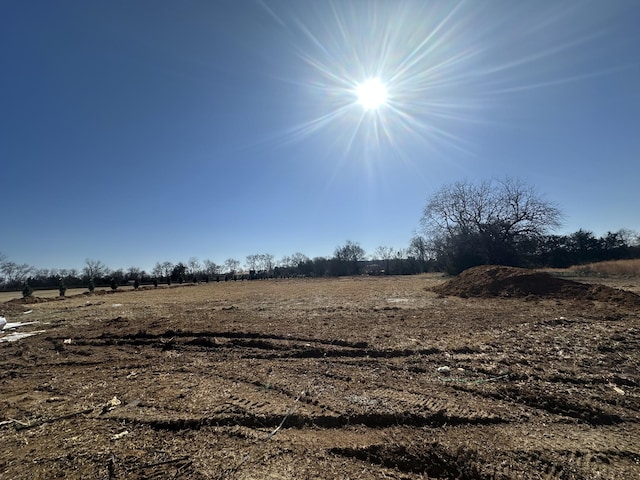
(332, 241), (366, 276)
(408, 235), (429, 272)
(187, 257), (201, 275)
(245, 254), (259, 272)
(203, 259), (220, 276)
(83, 259), (109, 280)
(290, 252), (309, 268)
(151, 262), (164, 279)
(278, 255), (293, 268)
(0, 260), (33, 287)
(334, 241), (366, 262)
(126, 266), (142, 280)
(261, 253), (275, 272)
(161, 261), (174, 278)
(224, 258), (240, 274)
(421, 178), (562, 272)
(373, 246), (395, 274)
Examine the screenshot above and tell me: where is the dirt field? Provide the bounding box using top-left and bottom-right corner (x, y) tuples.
(1, 270), (639, 479)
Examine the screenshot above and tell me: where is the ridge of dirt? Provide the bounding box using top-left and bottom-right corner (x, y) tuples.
(431, 265), (640, 307)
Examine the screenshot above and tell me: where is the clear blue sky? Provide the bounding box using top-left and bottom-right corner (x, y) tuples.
(2, 0), (639, 272)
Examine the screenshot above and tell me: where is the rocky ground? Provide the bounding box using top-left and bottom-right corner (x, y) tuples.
(1, 269), (639, 479)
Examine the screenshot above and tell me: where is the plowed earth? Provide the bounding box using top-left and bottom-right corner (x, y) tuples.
(1, 271), (639, 479)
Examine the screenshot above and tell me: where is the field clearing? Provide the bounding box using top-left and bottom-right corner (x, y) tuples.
(1, 273), (639, 479)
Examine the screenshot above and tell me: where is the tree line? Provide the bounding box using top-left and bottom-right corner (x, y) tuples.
(2, 177), (638, 291)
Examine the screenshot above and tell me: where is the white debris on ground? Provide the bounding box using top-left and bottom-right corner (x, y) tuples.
(0, 315), (43, 343)
(2, 321), (39, 330)
(0, 331), (46, 343)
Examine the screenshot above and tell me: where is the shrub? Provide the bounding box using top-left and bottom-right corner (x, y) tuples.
(59, 281), (66, 297)
(110, 278), (117, 291)
(22, 283), (33, 298)
(88, 280), (95, 292)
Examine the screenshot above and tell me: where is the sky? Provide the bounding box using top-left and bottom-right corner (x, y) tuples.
(2, 0), (639, 273)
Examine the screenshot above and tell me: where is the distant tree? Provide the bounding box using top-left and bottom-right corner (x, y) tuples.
(83, 259), (109, 281)
(407, 235), (429, 272)
(161, 261), (174, 279)
(111, 269), (124, 285)
(187, 257), (201, 275)
(203, 259), (220, 276)
(567, 229), (601, 264)
(421, 178), (562, 273)
(224, 258), (241, 274)
(22, 283), (33, 298)
(171, 263), (187, 282)
(332, 241), (366, 276)
(110, 278), (118, 291)
(59, 280), (67, 297)
(0, 252), (7, 287)
(262, 254), (275, 272)
(126, 266), (142, 282)
(245, 254), (259, 272)
(312, 257), (330, 276)
(373, 246), (395, 274)
(290, 252), (309, 270)
(279, 255), (292, 269)
(0, 260), (33, 288)
(152, 262), (164, 279)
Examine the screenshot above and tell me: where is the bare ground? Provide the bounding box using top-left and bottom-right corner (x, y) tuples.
(1, 271), (639, 479)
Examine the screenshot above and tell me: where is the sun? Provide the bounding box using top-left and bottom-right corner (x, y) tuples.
(356, 78), (388, 111)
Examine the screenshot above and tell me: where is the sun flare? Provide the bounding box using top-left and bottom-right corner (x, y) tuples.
(264, 1), (599, 157)
(356, 78), (388, 111)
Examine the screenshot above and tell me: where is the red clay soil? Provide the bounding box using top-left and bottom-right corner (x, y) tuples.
(431, 265), (640, 307)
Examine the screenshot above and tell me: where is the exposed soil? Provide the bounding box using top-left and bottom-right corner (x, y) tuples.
(1, 273), (639, 479)
(432, 265), (640, 308)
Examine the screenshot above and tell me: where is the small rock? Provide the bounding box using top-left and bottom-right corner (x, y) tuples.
(437, 366), (451, 375)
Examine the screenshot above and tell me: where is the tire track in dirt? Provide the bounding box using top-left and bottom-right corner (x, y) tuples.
(489, 385), (625, 425)
(330, 443), (489, 479)
(365, 385), (517, 424)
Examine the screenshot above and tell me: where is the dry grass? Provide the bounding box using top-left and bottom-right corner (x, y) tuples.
(569, 259), (640, 277)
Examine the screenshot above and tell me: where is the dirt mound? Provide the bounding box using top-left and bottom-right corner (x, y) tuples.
(5, 295), (65, 305)
(6, 296), (51, 304)
(431, 265), (640, 307)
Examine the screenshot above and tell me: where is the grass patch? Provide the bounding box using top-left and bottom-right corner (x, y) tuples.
(570, 259), (640, 277)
